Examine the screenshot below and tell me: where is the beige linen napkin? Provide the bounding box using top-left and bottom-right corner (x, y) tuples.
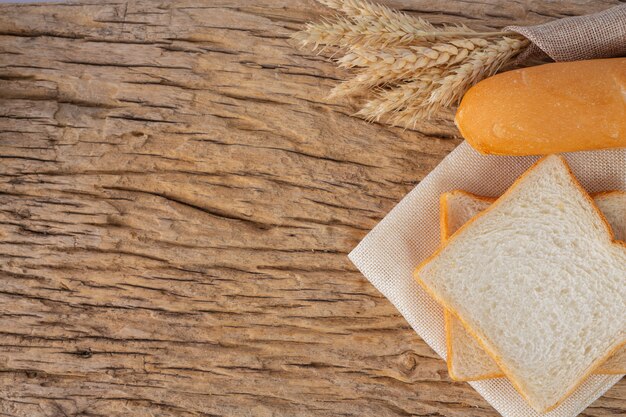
(349, 142), (625, 417)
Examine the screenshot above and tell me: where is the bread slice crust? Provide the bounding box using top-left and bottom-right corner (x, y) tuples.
(441, 190), (626, 381)
(440, 191), (503, 381)
(416, 155), (626, 412)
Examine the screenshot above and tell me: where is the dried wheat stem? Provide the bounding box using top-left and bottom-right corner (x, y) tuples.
(391, 37), (529, 127)
(295, 20), (520, 51)
(294, 0), (532, 126)
(338, 39), (487, 68)
(331, 39), (488, 96)
(358, 36), (528, 124)
(320, 0), (440, 33)
(294, 0), (524, 50)
(294, 19), (433, 50)
(318, 0), (502, 36)
(356, 68), (444, 120)
(320, 0), (521, 39)
(428, 37), (528, 108)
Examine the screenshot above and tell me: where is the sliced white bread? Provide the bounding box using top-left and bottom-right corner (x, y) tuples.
(441, 190), (626, 381)
(415, 155), (626, 412)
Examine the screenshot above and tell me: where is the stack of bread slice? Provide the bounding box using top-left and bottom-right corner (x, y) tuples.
(413, 155), (626, 413)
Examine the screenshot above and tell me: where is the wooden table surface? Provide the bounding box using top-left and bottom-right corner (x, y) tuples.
(0, 1), (623, 416)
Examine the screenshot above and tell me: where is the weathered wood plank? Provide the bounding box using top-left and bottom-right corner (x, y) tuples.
(0, 1), (622, 416)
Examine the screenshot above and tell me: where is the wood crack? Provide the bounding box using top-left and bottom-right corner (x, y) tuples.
(0, 1), (620, 416)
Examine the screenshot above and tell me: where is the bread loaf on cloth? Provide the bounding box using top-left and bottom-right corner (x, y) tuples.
(455, 58), (626, 156)
(414, 155), (626, 412)
(440, 190), (626, 381)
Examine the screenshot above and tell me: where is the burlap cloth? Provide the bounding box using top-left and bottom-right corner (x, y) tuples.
(506, 3), (626, 62)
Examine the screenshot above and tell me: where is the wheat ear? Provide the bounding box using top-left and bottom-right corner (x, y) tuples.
(294, 0), (521, 50)
(318, 0), (500, 36)
(356, 68), (444, 121)
(294, 0), (531, 126)
(391, 37), (529, 127)
(331, 38), (488, 96)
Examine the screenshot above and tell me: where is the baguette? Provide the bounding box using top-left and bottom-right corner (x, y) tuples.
(415, 155), (626, 412)
(441, 190), (626, 381)
(455, 58), (626, 156)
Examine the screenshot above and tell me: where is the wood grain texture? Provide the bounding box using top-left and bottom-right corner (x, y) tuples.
(0, 1), (623, 416)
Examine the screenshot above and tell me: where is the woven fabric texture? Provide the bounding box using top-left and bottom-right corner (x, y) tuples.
(507, 4), (626, 62)
(349, 143), (626, 417)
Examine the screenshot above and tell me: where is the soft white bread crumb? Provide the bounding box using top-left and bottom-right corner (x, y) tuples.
(442, 192), (501, 381)
(443, 190), (626, 380)
(418, 155), (626, 412)
(592, 192), (626, 374)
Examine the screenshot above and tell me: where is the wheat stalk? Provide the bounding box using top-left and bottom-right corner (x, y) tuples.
(389, 37), (529, 127)
(358, 37), (528, 124)
(318, 0), (503, 37)
(331, 38), (488, 96)
(295, 19), (513, 51)
(293, 0), (530, 127)
(294, 16), (439, 50)
(320, 0), (447, 34)
(357, 68), (444, 121)
(427, 37), (528, 110)
(295, 0), (516, 51)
